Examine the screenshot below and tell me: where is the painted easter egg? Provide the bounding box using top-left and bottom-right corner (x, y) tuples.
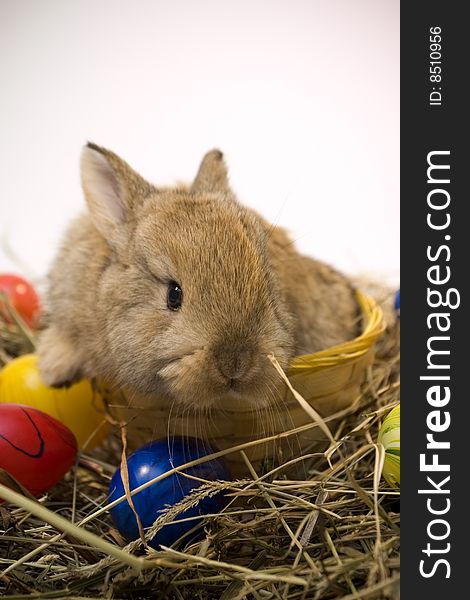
(0, 273), (41, 328)
(0, 354), (109, 449)
(109, 437), (232, 548)
(0, 403), (77, 497)
(378, 404), (400, 487)
(394, 289), (400, 316)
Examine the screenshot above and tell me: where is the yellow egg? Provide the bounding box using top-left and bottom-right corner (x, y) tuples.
(378, 403), (400, 487)
(0, 354), (109, 450)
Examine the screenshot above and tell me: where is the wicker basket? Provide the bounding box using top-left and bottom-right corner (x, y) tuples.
(109, 291), (384, 475)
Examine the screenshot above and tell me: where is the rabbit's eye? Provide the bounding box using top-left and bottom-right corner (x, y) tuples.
(167, 282), (183, 311)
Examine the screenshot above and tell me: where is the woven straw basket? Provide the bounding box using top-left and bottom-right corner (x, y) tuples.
(109, 291), (384, 475)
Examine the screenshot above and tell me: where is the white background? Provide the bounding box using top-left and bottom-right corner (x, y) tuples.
(0, 0), (399, 295)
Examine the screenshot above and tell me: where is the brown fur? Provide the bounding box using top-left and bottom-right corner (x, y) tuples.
(37, 144), (359, 409)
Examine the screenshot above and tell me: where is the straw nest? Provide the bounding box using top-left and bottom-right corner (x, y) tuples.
(0, 285), (400, 600)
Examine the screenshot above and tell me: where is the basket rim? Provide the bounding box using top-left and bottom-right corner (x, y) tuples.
(287, 290), (385, 374)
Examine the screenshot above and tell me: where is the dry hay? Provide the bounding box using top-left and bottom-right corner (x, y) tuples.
(0, 288), (400, 600)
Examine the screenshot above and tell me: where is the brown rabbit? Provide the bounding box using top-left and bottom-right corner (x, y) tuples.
(37, 144), (360, 410)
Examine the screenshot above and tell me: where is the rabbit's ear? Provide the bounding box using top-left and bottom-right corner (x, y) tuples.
(191, 149), (231, 194)
(80, 142), (153, 241)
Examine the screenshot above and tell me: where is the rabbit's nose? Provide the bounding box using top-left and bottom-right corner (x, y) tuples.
(213, 344), (255, 382)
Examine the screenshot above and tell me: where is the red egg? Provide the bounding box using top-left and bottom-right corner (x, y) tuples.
(0, 273), (41, 328)
(0, 403), (77, 498)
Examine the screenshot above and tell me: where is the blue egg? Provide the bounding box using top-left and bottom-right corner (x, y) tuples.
(394, 289), (400, 316)
(108, 437), (232, 548)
